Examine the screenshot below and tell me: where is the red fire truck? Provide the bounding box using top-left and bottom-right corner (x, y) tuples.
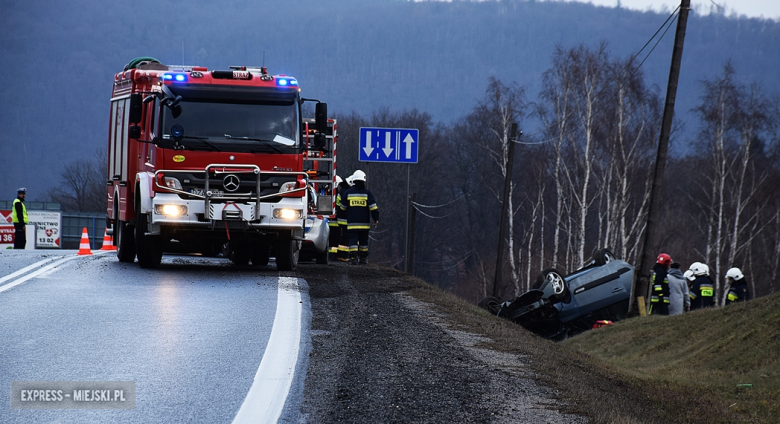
(106, 57), (336, 270)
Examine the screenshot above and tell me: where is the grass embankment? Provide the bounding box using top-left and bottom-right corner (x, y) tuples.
(563, 293), (780, 422)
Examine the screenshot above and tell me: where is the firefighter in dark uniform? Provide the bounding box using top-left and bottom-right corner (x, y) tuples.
(725, 267), (750, 304)
(689, 262), (715, 310)
(335, 175), (353, 262)
(340, 170), (378, 265)
(649, 253), (672, 315)
(327, 175), (344, 261)
(12, 188), (28, 249)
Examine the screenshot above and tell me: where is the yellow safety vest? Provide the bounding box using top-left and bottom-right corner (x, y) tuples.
(11, 199), (28, 224)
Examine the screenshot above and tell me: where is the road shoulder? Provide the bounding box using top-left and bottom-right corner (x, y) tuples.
(298, 264), (589, 423)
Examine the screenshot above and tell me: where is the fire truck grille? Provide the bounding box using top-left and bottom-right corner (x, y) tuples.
(208, 204), (257, 221)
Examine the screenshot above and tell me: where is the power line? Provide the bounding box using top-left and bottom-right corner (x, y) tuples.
(519, 6), (681, 145)
(412, 204), (457, 219)
(410, 175), (489, 209)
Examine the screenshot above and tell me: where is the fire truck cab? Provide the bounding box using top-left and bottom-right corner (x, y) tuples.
(106, 58), (336, 270)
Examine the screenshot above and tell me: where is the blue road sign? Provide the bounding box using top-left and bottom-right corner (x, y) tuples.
(358, 127), (419, 164)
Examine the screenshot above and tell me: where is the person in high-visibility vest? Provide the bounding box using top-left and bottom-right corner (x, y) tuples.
(725, 267), (750, 305)
(11, 187), (28, 249)
(649, 253), (672, 315)
(340, 170), (379, 265)
(689, 262), (715, 310)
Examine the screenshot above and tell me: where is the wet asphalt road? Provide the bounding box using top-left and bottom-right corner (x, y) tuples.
(0, 250), (307, 424)
(1, 250), (586, 424)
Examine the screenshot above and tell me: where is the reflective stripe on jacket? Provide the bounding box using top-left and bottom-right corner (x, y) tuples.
(340, 186), (379, 230)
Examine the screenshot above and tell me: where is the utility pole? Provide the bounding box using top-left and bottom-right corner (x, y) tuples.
(492, 123), (518, 299)
(408, 192), (417, 276)
(633, 0), (691, 313)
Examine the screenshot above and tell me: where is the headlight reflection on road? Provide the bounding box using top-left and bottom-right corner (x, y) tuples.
(153, 283), (182, 349)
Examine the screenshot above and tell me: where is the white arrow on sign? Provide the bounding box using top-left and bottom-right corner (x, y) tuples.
(403, 133), (415, 159)
(383, 132), (394, 157)
(363, 131), (374, 157)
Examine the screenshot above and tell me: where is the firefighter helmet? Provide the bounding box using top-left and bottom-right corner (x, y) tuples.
(351, 170), (367, 182)
(683, 270), (695, 281)
(335, 175), (343, 185)
(726, 267), (744, 281)
(691, 262), (710, 276)
(656, 253), (672, 266)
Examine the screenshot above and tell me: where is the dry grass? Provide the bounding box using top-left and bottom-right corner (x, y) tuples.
(563, 292), (780, 423)
(393, 272), (780, 423)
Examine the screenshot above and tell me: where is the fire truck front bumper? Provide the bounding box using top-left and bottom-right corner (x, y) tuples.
(149, 193), (306, 230)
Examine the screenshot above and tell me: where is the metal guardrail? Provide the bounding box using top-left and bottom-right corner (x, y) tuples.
(60, 212), (106, 250)
(0, 201), (61, 210)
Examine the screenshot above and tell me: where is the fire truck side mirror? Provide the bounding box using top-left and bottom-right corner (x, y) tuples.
(129, 94), (143, 124)
(128, 125), (141, 140)
(313, 133), (327, 150)
(315, 102), (328, 133)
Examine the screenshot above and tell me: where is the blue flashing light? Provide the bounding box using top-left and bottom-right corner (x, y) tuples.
(163, 73), (187, 82)
(276, 78), (297, 87)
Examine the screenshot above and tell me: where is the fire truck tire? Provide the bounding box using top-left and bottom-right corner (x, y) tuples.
(315, 248), (329, 265)
(115, 221), (136, 263)
(251, 244), (271, 266)
(230, 249), (250, 266)
(275, 239), (300, 271)
(135, 212), (162, 268)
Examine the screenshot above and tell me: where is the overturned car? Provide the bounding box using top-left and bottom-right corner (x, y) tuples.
(479, 249), (635, 339)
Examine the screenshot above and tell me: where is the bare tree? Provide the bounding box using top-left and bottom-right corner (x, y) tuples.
(46, 148), (106, 212)
(690, 63), (774, 302)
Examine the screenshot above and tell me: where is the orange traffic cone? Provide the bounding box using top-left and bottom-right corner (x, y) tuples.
(100, 227), (117, 251)
(77, 227), (92, 256)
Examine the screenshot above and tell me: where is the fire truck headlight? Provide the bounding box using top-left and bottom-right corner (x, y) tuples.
(164, 177), (182, 190)
(273, 209), (302, 220)
(155, 205), (187, 216)
(279, 182), (297, 193)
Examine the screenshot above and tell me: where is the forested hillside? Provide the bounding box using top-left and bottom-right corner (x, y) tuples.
(2, 0), (779, 302)
(2, 0), (778, 197)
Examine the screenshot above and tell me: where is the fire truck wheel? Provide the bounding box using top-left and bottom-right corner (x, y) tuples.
(275, 239), (300, 271)
(251, 244), (271, 266)
(315, 248), (329, 265)
(115, 221), (136, 263)
(135, 212), (162, 268)
(230, 249), (251, 266)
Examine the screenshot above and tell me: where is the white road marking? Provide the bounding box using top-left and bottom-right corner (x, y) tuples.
(0, 256), (79, 293)
(233, 276), (302, 424)
(0, 251), (111, 293)
(0, 257), (59, 285)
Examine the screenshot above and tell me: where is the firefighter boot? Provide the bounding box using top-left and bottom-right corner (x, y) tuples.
(350, 255), (359, 265)
(359, 257), (368, 265)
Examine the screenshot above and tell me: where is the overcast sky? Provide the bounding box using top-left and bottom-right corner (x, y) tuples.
(562, 0), (780, 19)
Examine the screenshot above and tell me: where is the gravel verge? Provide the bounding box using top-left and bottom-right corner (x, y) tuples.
(295, 263), (588, 423)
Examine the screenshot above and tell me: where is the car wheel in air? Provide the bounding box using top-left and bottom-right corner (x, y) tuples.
(477, 296), (502, 315)
(594, 248), (616, 266)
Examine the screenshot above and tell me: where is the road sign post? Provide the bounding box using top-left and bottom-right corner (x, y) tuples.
(359, 127), (419, 272)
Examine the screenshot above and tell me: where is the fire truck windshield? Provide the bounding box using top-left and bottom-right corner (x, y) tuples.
(159, 100), (299, 153)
